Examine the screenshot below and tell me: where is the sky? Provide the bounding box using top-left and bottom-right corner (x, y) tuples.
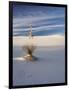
(13, 3), (65, 36)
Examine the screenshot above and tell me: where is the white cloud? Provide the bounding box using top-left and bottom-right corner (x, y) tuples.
(13, 14), (64, 29)
(13, 24), (64, 34)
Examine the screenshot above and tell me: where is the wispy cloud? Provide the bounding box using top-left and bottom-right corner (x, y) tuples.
(13, 4), (65, 36)
(13, 24), (64, 32)
(13, 14), (64, 28)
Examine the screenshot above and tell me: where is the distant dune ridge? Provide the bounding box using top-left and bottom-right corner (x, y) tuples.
(13, 35), (65, 47)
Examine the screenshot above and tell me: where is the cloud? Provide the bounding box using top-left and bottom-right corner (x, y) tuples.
(13, 13), (65, 36)
(13, 24), (64, 32)
(13, 14), (64, 28)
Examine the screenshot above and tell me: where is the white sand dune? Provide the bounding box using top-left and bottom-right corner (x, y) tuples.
(13, 35), (65, 47)
(13, 35), (65, 86)
(13, 46), (65, 86)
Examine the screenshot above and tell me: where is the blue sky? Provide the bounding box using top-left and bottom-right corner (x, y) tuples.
(13, 3), (65, 36)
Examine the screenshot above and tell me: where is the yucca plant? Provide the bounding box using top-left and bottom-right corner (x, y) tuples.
(22, 44), (36, 60)
(22, 23), (37, 61)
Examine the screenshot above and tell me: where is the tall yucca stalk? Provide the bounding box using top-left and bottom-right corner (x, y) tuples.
(22, 23), (36, 60)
